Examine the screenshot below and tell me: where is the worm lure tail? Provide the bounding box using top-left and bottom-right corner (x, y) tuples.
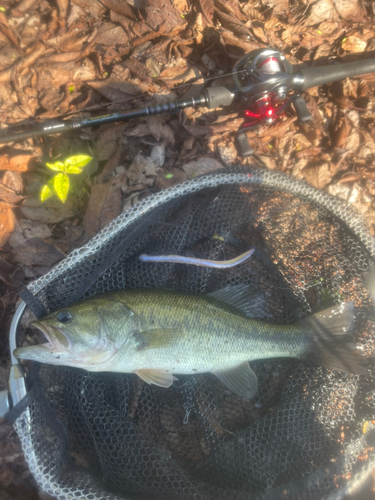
(139, 249), (255, 269)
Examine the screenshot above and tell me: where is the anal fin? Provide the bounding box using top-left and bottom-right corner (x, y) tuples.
(213, 362), (258, 399)
(135, 368), (175, 388)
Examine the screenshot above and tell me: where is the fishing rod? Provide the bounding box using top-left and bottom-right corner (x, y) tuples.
(1, 48), (375, 157)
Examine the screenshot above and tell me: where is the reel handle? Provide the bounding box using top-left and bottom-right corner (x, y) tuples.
(297, 57), (375, 90)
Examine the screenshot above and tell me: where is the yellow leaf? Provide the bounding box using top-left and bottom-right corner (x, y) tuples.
(64, 154), (93, 174)
(40, 184), (53, 203)
(53, 173), (69, 203)
(46, 161), (65, 172)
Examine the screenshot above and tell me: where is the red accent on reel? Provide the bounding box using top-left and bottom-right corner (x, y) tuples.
(244, 96), (277, 123)
(257, 56), (283, 75)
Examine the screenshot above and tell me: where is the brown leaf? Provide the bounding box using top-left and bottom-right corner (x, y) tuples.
(124, 123), (151, 137)
(39, 87), (63, 111)
(333, 115), (350, 148)
(13, 237), (64, 266)
(93, 23), (129, 46)
(220, 29), (261, 53)
(124, 58), (151, 82)
(0, 201), (15, 248)
(0, 12), (20, 49)
(11, 0), (37, 15)
(21, 197), (76, 223)
(39, 59), (97, 88)
(57, 0), (69, 18)
(88, 78), (141, 103)
(100, 0), (138, 19)
(46, 31), (90, 52)
(199, 0), (214, 25)
(96, 124), (127, 161)
(8, 219), (52, 248)
(99, 144), (123, 183)
(160, 64), (200, 84)
(147, 117), (175, 146)
(215, 8), (251, 40)
(40, 52), (82, 64)
(302, 161), (332, 189)
(0, 46), (22, 71)
(144, 0), (185, 32)
(182, 157), (224, 178)
(124, 154), (161, 192)
(242, 7), (264, 22)
(0, 154), (35, 172)
(341, 36), (367, 53)
(304, 0), (339, 26)
(332, 0), (365, 19)
(83, 176), (123, 237)
(154, 167), (187, 190)
(0, 171), (23, 203)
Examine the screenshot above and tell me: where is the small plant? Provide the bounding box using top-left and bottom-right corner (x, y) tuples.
(40, 154), (93, 203)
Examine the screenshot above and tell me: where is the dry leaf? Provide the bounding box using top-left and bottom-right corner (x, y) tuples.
(83, 175), (123, 237)
(182, 157), (224, 178)
(96, 124), (127, 161)
(88, 78), (141, 103)
(21, 197), (76, 223)
(0, 154), (35, 172)
(100, 0), (138, 18)
(304, 0), (339, 26)
(147, 117), (175, 146)
(341, 36), (367, 53)
(0, 201), (15, 247)
(198, 0), (214, 24)
(0, 171), (23, 203)
(302, 161), (332, 189)
(143, 0), (185, 32)
(154, 167), (187, 190)
(13, 237), (64, 266)
(99, 144), (123, 183)
(215, 8), (251, 39)
(124, 154), (161, 192)
(8, 219), (52, 248)
(332, 0), (364, 19)
(0, 12), (20, 48)
(150, 144), (166, 167)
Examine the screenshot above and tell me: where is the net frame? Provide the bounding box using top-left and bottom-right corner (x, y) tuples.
(9, 166), (375, 500)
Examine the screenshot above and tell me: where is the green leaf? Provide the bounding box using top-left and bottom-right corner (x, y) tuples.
(69, 85), (74, 93)
(40, 184), (53, 203)
(46, 161), (65, 172)
(165, 173), (173, 179)
(64, 154), (93, 174)
(53, 173), (70, 203)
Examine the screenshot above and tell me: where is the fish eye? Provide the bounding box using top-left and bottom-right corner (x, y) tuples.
(57, 310), (72, 323)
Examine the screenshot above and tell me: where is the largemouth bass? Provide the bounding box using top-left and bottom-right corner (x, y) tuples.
(14, 286), (367, 399)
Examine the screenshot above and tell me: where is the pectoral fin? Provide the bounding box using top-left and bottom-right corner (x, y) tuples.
(135, 369), (175, 388)
(213, 362), (258, 399)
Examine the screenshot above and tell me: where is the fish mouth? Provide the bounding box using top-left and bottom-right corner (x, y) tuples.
(13, 322), (71, 361)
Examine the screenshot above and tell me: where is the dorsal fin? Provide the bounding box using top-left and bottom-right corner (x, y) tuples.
(208, 284), (268, 319)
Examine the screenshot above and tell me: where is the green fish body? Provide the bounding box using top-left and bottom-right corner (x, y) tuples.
(14, 287), (367, 399)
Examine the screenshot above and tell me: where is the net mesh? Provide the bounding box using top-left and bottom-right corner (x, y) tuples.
(13, 166), (375, 500)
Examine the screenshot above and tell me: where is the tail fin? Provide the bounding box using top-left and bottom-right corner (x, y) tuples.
(298, 302), (368, 375)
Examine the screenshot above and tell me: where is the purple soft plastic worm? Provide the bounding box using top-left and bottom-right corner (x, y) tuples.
(139, 248), (255, 268)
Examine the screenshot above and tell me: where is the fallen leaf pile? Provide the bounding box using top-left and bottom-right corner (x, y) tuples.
(0, 0), (375, 497)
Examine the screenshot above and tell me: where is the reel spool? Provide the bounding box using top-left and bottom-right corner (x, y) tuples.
(233, 49), (311, 156)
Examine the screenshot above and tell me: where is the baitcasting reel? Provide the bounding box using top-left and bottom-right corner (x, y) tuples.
(231, 48), (312, 156)
(0, 48), (375, 157)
